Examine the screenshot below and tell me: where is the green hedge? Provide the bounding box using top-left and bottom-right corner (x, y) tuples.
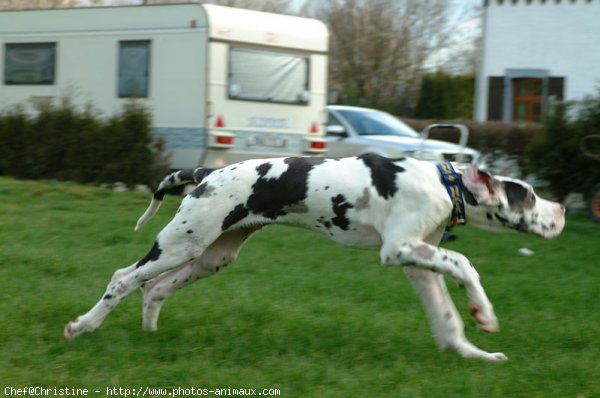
(0, 99), (168, 186)
(415, 72), (475, 120)
(403, 117), (542, 169)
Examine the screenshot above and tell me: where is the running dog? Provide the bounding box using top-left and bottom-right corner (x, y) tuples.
(64, 154), (565, 361)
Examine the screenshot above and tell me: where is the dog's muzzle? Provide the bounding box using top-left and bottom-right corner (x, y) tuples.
(527, 198), (566, 239)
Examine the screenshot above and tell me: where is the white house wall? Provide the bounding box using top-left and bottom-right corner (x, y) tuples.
(475, 0), (600, 121)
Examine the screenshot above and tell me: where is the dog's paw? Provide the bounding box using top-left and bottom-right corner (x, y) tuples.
(64, 320), (77, 341)
(451, 339), (508, 361)
(469, 302), (499, 333)
(64, 316), (88, 341)
(481, 352), (508, 362)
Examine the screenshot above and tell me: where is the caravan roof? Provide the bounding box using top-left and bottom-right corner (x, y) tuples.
(0, 3), (328, 53)
(203, 4), (328, 53)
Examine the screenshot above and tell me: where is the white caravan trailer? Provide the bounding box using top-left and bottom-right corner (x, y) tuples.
(0, 3), (329, 169)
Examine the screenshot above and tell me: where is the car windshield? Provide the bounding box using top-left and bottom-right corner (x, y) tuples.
(336, 108), (420, 138)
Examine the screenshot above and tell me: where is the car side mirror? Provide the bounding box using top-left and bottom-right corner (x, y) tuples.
(326, 125), (347, 137)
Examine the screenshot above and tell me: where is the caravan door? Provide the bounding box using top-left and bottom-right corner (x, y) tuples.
(201, 4), (328, 168)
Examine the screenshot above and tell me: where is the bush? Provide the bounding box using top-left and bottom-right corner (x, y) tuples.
(415, 72), (475, 119)
(403, 117), (542, 171)
(526, 95), (600, 201)
(0, 106), (32, 179)
(0, 98), (168, 186)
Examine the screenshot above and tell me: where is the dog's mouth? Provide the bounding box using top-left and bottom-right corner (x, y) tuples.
(529, 218), (565, 239)
(497, 211), (565, 239)
(515, 220), (530, 233)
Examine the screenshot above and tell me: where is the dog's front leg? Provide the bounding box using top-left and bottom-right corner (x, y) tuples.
(403, 267), (507, 361)
(381, 239), (498, 333)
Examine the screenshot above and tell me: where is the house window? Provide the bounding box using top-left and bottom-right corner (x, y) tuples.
(228, 47), (310, 105)
(4, 43), (56, 85)
(487, 74), (564, 122)
(118, 41), (150, 98)
(512, 78), (543, 122)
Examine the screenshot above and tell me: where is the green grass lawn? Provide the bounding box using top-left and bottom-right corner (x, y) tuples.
(0, 177), (599, 397)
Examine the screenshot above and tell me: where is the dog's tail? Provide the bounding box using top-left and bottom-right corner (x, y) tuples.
(135, 168), (214, 231)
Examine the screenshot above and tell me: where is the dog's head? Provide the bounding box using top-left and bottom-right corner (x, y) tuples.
(460, 164), (565, 239)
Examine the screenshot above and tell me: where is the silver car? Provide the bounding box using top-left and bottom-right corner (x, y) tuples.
(326, 105), (479, 165)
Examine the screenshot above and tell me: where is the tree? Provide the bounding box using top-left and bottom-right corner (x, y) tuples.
(312, 0), (453, 115)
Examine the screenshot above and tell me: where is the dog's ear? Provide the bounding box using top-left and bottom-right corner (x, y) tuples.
(462, 163), (500, 206)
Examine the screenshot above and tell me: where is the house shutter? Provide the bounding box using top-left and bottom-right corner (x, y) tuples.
(487, 76), (504, 121)
(548, 77), (564, 101)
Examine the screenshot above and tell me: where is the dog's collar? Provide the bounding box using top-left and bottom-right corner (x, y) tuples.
(436, 162), (466, 227)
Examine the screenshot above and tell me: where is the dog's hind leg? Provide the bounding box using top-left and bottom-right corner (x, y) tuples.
(64, 221), (222, 340)
(141, 227), (260, 331)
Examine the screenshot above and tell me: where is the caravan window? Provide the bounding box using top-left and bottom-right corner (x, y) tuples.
(4, 43), (56, 85)
(118, 41), (150, 98)
(228, 47), (309, 105)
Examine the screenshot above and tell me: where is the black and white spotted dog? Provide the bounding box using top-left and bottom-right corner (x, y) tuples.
(64, 154), (565, 361)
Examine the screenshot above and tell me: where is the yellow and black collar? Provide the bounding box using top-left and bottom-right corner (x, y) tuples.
(436, 162), (466, 227)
